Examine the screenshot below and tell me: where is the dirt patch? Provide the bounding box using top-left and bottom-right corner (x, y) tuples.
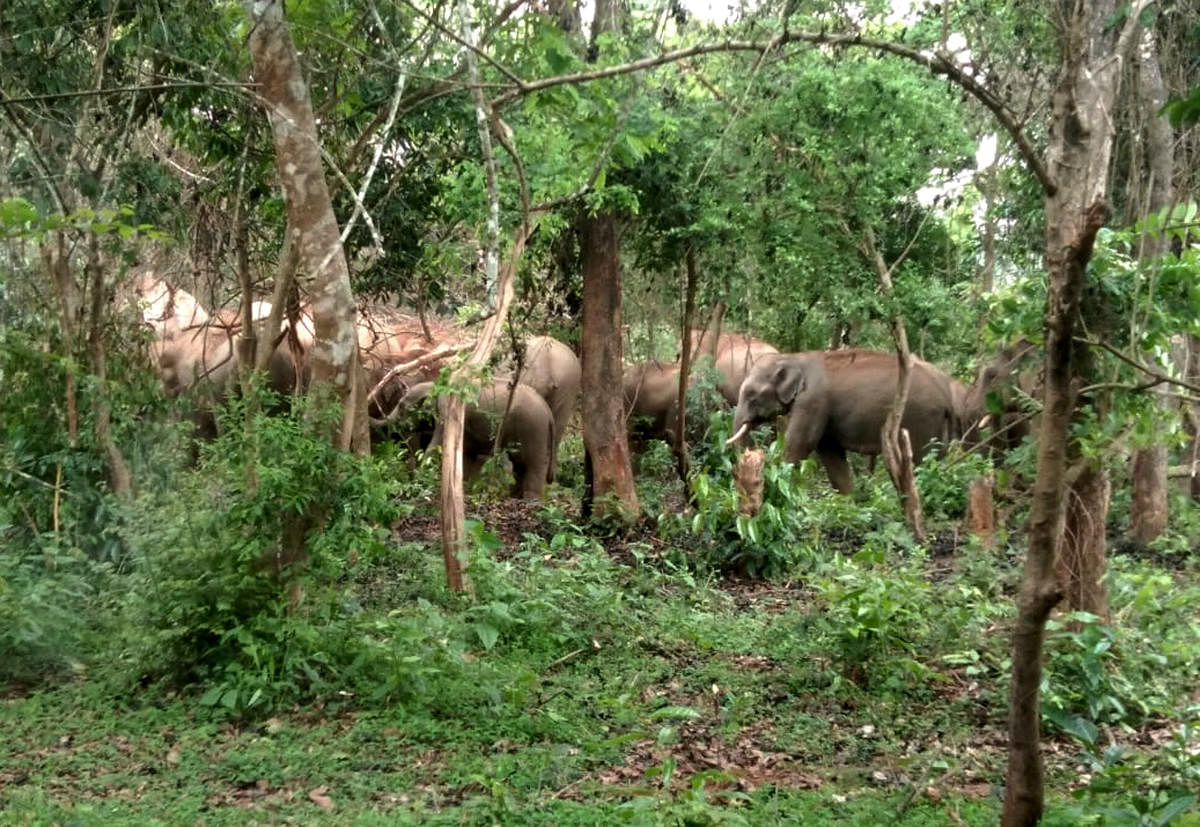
(720, 579), (815, 614)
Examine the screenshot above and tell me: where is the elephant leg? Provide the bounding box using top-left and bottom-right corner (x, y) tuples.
(510, 455), (546, 499)
(818, 447), (853, 494)
(463, 452), (486, 481)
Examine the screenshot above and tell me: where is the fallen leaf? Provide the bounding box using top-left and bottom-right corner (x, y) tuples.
(308, 785), (334, 810)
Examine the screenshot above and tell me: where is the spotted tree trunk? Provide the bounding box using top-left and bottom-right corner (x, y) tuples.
(1128, 28), (1175, 545)
(243, 0), (364, 452)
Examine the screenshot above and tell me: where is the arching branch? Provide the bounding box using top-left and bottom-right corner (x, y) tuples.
(490, 31), (1055, 196)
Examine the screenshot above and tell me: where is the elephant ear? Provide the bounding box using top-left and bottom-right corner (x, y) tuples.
(775, 361), (806, 405)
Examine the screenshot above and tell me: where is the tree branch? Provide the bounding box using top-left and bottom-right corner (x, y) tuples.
(0, 81), (256, 107)
(491, 30), (1055, 196)
(1078, 337), (1200, 395)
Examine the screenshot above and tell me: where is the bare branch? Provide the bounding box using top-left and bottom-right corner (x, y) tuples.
(0, 81), (256, 107)
(397, 0), (527, 90)
(1078, 337), (1200, 395)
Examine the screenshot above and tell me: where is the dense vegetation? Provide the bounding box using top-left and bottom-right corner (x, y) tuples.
(2, 0), (1199, 823)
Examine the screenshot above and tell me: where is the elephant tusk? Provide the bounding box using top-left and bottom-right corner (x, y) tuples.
(726, 422), (751, 445)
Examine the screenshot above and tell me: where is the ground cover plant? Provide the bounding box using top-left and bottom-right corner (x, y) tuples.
(4, 0), (1200, 823)
(3, 418), (1199, 824)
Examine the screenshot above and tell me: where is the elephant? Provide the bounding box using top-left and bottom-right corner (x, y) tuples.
(397, 379), (556, 499)
(958, 339), (1041, 455)
(623, 361), (687, 450)
(687, 329), (781, 404)
(127, 272), (209, 340)
(502, 335), (581, 477)
(729, 350), (958, 493)
(155, 313), (299, 439)
(623, 331), (780, 451)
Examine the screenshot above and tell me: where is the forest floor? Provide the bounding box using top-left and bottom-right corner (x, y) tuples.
(3, 482), (1198, 825)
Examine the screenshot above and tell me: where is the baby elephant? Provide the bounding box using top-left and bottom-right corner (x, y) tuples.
(401, 380), (556, 499)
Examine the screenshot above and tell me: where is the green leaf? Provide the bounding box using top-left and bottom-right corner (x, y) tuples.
(1153, 794), (1197, 825)
(650, 705), (702, 721)
(473, 622), (499, 651)
(1045, 709), (1098, 747)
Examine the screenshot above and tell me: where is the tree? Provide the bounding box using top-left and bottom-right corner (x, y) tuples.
(243, 0), (365, 453)
(1127, 25), (1177, 545)
(577, 0), (640, 521)
(1003, 1), (1151, 821)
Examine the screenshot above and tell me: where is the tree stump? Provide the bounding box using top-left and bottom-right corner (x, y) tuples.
(965, 472), (996, 547)
(735, 449), (765, 517)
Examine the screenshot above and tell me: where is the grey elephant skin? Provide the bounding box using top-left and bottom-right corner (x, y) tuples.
(956, 339), (1041, 455)
(155, 312), (298, 439)
(503, 335), (580, 479)
(624, 332), (780, 449)
(686, 330), (780, 404)
(730, 350), (958, 493)
(399, 380), (556, 499)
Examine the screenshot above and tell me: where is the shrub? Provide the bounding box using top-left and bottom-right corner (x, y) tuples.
(812, 555), (935, 691)
(678, 425), (819, 577)
(0, 536), (112, 686)
(122, 391), (398, 714)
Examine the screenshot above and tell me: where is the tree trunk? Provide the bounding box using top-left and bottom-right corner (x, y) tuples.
(84, 235), (133, 496)
(674, 247), (699, 484)
(1186, 335), (1200, 501)
(966, 473), (995, 546)
(1003, 3), (1145, 823)
(1128, 28), (1175, 545)
(42, 234), (79, 448)
(243, 0), (363, 452)
(1058, 464), (1111, 619)
(578, 0), (638, 523)
(440, 221), (530, 591)
(861, 225), (924, 541)
(580, 213), (639, 521)
(976, 166), (997, 297)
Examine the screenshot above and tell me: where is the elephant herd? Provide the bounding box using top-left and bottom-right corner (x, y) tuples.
(135, 277), (1027, 501)
(623, 331), (1032, 494)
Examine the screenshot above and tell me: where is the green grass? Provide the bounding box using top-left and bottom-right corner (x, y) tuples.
(2, 450), (1198, 825)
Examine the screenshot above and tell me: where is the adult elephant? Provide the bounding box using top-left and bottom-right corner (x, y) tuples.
(503, 335), (580, 472)
(156, 313), (298, 438)
(729, 350), (958, 493)
(397, 380), (555, 500)
(623, 361), (685, 449)
(688, 329), (781, 404)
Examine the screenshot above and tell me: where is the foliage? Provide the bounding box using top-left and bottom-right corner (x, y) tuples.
(679, 426), (819, 577)
(914, 449), (995, 520)
(0, 537), (113, 687)
(122, 392), (399, 714)
(812, 555), (935, 691)
(1044, 557), (1200, 732)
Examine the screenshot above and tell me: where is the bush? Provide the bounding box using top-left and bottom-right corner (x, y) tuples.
(678, 424), (819, 577)
(0, 536), (112, 686)
(812, 555), (935, 691)
(122, 392), (399, 714)
(914, 448), (994, 520)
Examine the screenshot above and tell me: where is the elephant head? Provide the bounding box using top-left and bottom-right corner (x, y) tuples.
(960, 339), (1041, 452)
(728, 355), (826, 448)
(379, 380), (555, 499)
